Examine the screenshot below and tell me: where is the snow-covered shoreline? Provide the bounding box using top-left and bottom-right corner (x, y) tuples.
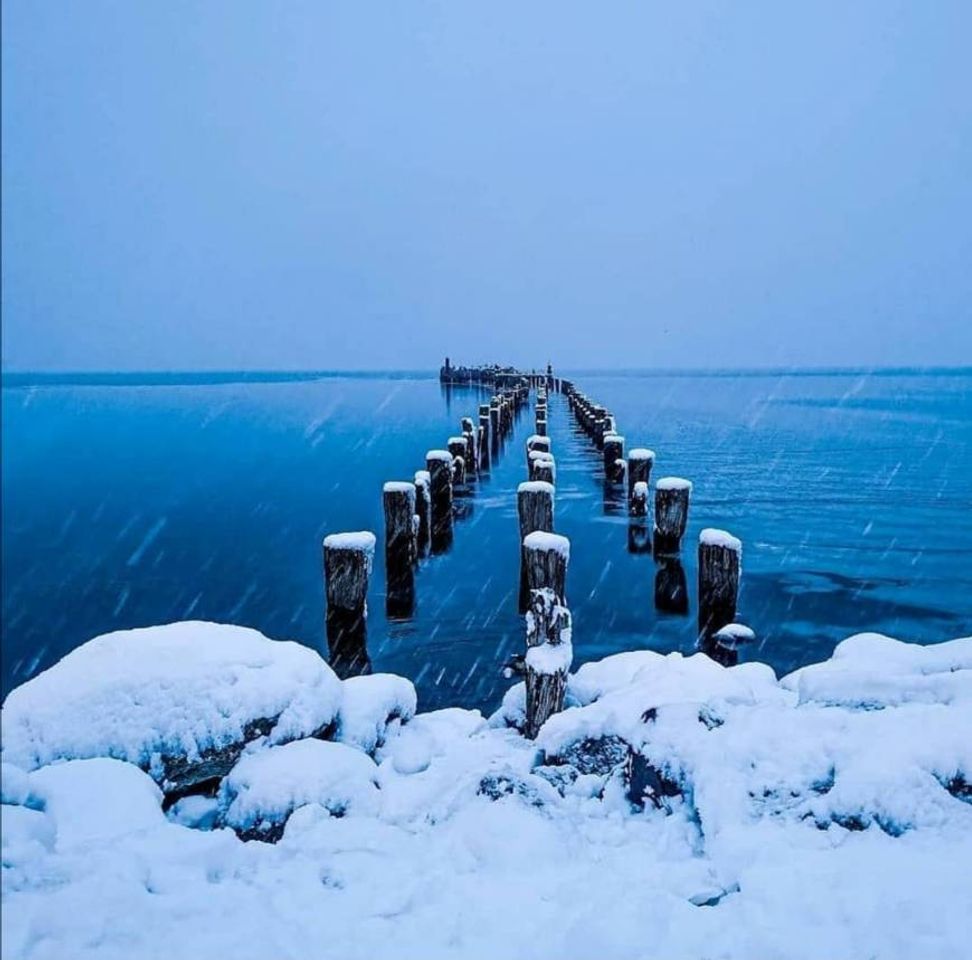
(3, 622), (971, 959)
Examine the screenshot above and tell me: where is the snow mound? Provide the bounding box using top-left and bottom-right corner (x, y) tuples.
(336, 674), (418, 754)
(219, 739), (380, 841)
(0, 622), (343, 795)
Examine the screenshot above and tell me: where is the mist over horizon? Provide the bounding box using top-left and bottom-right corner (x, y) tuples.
(3, 1), (971, 371)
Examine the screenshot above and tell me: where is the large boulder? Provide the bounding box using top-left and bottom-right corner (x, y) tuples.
(1, 622), (343, 801)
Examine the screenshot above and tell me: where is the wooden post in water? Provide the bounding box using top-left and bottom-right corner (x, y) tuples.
(524, 588), (572, 739)
(526, 434), (551, 468)
(698, 528), (742, 642)
(627, 449), (655, 512)
(426, 450), (453, 552)
(523, 531), (569, 602)
(447, 437), (467, 486)
(460, 417), (478, 474)
(529, 453), (556, 484)
(383, 482), (416, 617)
(654, 478), (692, 554)
(413, 470), (432, 557)
(603, 434), (625, 482)
(630, 481), (649, 518)
(478, 403), (491, 470)
(323, 531), (375, 678)
(518, 480), (554, 612)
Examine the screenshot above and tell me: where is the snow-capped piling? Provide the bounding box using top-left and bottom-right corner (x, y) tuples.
(698, 528), (742, 642)
(535, 412), (548, 437)
(523, 531), (570, 603)
(413, 471), (432, 558)
(630, 480), (649, 518)
(383, 483), (416, 617)
(478, 404), (491, 470)
(425, 451), (453, 553)
(707, 622), (755, 666)
(460, 418), (478, 474)
(628, 449), (655, 512)
(323, 531), (376, 678)
(524, 588), (572, 738)
(529, 452), (556, 484)
(525, 434), (551, 466)
(654, 477), (692, 553)
(489, 398), (500, 447)
(603, 434), (625, 482)
(447, 437), (467, 486)
(518, 481), (555, 541)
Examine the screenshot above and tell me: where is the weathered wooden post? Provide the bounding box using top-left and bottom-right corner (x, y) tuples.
(383, 482), (416, 617)
(447, 437), (467, 486)
(603, 434), (625, 482)
(630, 480), (649, 518)
(413, 470), (432, 557)
(523, 587), (572, 739)
(489, 398), (501, 454)
(523, 531), (569, 602)
(698, 529), (742, 641)
(529, 453), (556, 484)
(426, 450), (453, 553)
(526, 434), (551, 468)
(518, 480), (555, 540)
(535, 412), (548, 437)
(460, 417), (478, 474)
(478, 403), (491, 470)
(654, 478), (692, 554)
(323, 531), (375, 678)
(703, 622), (755, 667)
(628, 449), (655, 511)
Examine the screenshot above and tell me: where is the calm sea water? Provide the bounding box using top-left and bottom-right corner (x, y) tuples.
(3, 370), (971, 712)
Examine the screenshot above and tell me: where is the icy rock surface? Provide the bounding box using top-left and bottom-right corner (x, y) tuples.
(0, 622), (343, 796)
(1, 632), (971, 960)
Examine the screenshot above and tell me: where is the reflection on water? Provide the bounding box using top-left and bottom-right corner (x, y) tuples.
(3, 369), (971, 712)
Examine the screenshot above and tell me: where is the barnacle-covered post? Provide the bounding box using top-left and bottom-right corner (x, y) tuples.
(323, 531), (376, 678)
(383, 482), (416, 617)
(654, 477), (692, 554)
(698, 528), (742, 642)
(524, 588), (572, 739)
(426, 450), (453, 553)
(413, 470), (432, 557)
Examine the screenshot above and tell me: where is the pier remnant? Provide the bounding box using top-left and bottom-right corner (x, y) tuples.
(383, 482), (416, 617)
(524, 588), (572, 739)
(698, 528), (742, 642)
(627, 449), (655, 512)
(413, 470), (432, 557)
(603, 434), (625, 482)
(523, 531), (570, 602)
(425, 450), (454, 552)
(654, 477), (692, 553)
(323, 531), (376, 678)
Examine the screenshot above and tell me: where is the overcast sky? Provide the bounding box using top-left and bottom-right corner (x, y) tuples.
(2, 1), (971, 371)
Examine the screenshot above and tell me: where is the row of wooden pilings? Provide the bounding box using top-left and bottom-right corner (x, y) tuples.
(322, 367), (532, 678)
(561, 380), (752, 667)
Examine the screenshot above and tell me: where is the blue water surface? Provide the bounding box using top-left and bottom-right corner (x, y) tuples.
(3, 369), (970, 712)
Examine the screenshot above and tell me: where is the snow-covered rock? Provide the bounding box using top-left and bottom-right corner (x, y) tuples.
(0, 622), (343, 798)
(336, 673), (417, 754)
(219, 739), (380, 842)
(2, 630), (970, 960)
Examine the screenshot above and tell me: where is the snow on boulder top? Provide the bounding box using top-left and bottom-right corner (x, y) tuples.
(323, 531), (377, 555)
(382, 481), (415, 495)
(0, 622), (343, 776)
(220, 739), (380, 837)
(426, 449), (452, 463)
(523, 531), (571, 560)
(700, 528), (742, 553)
(518, 481), (555, 495)
(336, 674), (418, 755)
(657, 477), (692, 491)
(629, 448), (656, 461)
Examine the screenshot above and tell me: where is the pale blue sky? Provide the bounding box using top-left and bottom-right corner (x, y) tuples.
(2, 1), (971, 371)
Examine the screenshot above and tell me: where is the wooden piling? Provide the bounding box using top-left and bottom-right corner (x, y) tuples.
(413, 470), (432, 557)
(654, 477), (692, 554)
(323, 531), (375, 677)
(478, 404), (491, 470)
(630, 480), (649, 518)
(523, 531), (569, 602)
(517, 480), (555, 540)
(383, 482), (416, 617)
(603, 434), (625, 482)
(524, 588), (572, 739)
(627, 449), (655, 511)
(698, 529), (742, 641)
(425, 450), (453, 552)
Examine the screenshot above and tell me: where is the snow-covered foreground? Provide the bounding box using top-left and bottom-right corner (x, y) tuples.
(3, 623), (971, 960)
